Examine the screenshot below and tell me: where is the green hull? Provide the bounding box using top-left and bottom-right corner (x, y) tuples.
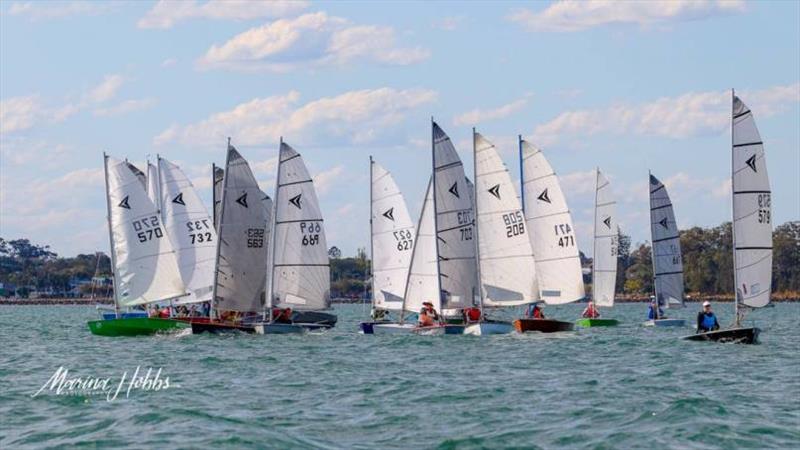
(88, 317), (189, 337)
(576, 318), (620, 327)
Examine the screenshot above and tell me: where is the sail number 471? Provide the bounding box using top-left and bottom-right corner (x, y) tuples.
(554, 223), (574, 247)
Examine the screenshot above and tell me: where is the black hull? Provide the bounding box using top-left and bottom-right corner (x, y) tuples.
(291, 311), (338, 328)
(190, 321), (257, 334)
(513, 318), (575, 333)
(683, 327), (760, 344)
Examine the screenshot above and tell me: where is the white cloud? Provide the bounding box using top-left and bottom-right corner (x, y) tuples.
(154, 87), (437, 148)
(336, 203), (355, 216)
(94, 98), (157, 117)
(532, 83), (800, 145)
(85, 74), (125, 104)
(138, 0), (308, 29)
(453, 98), (529, 126)
(314, 165), (344, 195)
(197, 12), (430, 72)
(0, 95), (45, 134)
(508, 0), (746, 32)
(161, 58), (178, 68)
(434, 16), (464, 31)
(8, 1), (113, 21)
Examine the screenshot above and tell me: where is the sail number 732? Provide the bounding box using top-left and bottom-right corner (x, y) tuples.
(133, 215), (164, 243)
(186, 219), (213, 244)
(300, 222), (321, 246)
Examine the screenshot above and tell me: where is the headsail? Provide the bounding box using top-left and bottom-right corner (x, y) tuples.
(212, 165), (225, 230)
(520, 139), (584, 304)
(159, 157), (217, 304)
(592, 169), (617, 307)
(648, 173), (684, 308)
(213, 145), (268, 313)
(402, 177), (439, 315)
(104, 155), (185, 307)
(432, 122), (477, 310)
(371, 159), (415, 311)
(270, 141), (330, 311)
(732, 94), (772, 308)
(474, 132), (538, 306)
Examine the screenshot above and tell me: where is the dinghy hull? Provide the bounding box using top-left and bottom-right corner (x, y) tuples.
(292, 311), (338, 328)
(190, 321), (257, 334)
(254, 323), (306, 334)
(88, 318), (188, 337)
(412, 325), (445, 335)
(682, 327), (760, 344)
(463, 321), (513, 336)
(513, 318), (575, 333)
(444, 324), (465, 335)
(643, 319), (686, 327)
(371, 323), (416, 335)
(575, 318), (619, 327)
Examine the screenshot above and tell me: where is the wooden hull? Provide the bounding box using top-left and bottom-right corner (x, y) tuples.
(463, 321), (513, 336)
(88, 318), (188, 337)
(683, 327), (760, 344)
(642, 319), (686, 327)
(513, 318), (575, 333)
(576, 318), (619, 327)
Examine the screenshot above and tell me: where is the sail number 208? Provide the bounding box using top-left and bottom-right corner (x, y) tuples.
(503, 211), (525, 238)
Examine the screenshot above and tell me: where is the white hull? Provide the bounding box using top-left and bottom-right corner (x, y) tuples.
(372, 323), (416, 335)
(642, 319), (686, 327)
(463, 322), (513, 336)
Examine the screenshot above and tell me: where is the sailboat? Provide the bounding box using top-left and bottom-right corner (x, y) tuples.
(191, 141), (276, 333)
(514, 138), (581, 333)
(465, 131), (535, 335)
(359, 157), (416, 334)
(684, 91), (771, 344)
(264, 140), (336, 331)
(88, 154), (189, 336)
(575, 168), (621, 327)
(643, 173), (686, 327)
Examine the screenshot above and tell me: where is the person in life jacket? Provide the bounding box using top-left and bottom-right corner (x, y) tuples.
(272, 307), (293, 324)
(696, 301), (720, 332)
(418, 302), (440, 327)
(581, 303), (600, 318)
(647, 298), (664, 320)
(462, 307), (482, 324)
(527, 303), (545, 319)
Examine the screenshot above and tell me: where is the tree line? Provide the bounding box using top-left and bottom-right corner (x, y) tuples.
(1, 221), (797, 299)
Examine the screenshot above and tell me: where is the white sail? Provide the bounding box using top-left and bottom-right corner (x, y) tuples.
(270, 142), (330, 311)
(127, 162), (147, 191)
(521, 139), (584, 304)
(648, 173), (684, 308)
(212, 165), (224, 230)
(432, 122), (478, 310)
(474, 132), (538, 307)
(105, 155), (185, 307)
(371, 159), (415, 311)
(402, 177), (440, 314)
(592, 169), (617, 308)
(146, 162), (160, 208)
(158, 157), (217, 305)
(732, 94), (772, 308)
(213, 146), (268, 313)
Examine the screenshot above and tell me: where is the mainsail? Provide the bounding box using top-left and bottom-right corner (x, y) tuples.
(732, 94), (772, 309)
(104, 155), (185, 307)
(520, 138), (584, 304)
(402, 177), (439, 315)
(474, 132), (538, 307)
(158, 157), (217, 304)
(592, 169), (617, 307)
(213, 145), (268, 313)
(648, 173), (684, 308)
(146, 162), (160, 208)
(212, 164), (224, 230)
(371, 158), (415, 311)
(432, 122), (477, 309)
(270, 141), (330, 311)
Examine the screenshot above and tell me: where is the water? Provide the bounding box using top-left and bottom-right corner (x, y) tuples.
(1, 303), (798, 449)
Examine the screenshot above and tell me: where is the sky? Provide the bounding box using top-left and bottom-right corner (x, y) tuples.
(1, 0), (798, 259)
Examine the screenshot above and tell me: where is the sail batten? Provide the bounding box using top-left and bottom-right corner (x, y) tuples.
(648, 173), (684, 309)
(732, 94), (772, 309)
(520, 139), (583, 304)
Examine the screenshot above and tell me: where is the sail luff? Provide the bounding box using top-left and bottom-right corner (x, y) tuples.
(472, 129), (484, 312)
(103, 153), (120, 315)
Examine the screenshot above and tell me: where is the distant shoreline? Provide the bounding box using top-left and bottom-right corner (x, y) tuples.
(1, 296), (797, 306)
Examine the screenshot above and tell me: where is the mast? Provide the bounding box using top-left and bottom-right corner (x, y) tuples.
(648, 170), (659, 319)
(369, 156), (375, 315)
(155, 156), (164, 221)
(591, 167), (599, 309)
(210, 138), (232, 320)
(431, 118), (444, 322)
(519, 135), (525, 213)
(266, 137), (283, 323)
(102, 153), (121, 317)
(472, 128), (484, 316)
(211, 162), (217, 229)
(731, 88), (739, 326)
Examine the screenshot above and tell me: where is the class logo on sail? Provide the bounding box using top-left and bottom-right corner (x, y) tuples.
(172, 193), (185, 206)
(659, 217), (669, 229)
(537, 188), (551, 204)
(383, 207), (395, 221)
(488, 184), (501, 199)
(118, 196), (131, 209)
(603, 216), (612, 229)
(236, 193), (248, 208)
(745, 154), (758, 172)
(448, 182), (459, 198)
(289, 194), (302, 209)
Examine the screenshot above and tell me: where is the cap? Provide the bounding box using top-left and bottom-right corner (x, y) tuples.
(702, 301), (711, 307)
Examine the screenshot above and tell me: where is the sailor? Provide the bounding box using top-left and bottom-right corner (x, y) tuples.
(418, 301), (440, 327)
(581, 303), (600, 318)
(647, 299), (664, 320)
(696, 301), (720, 332)
(462, 307), (482, 324)
(527, 303), (545, 319)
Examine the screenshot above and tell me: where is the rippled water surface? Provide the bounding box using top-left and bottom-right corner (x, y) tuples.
(1, 303), (798, 449)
